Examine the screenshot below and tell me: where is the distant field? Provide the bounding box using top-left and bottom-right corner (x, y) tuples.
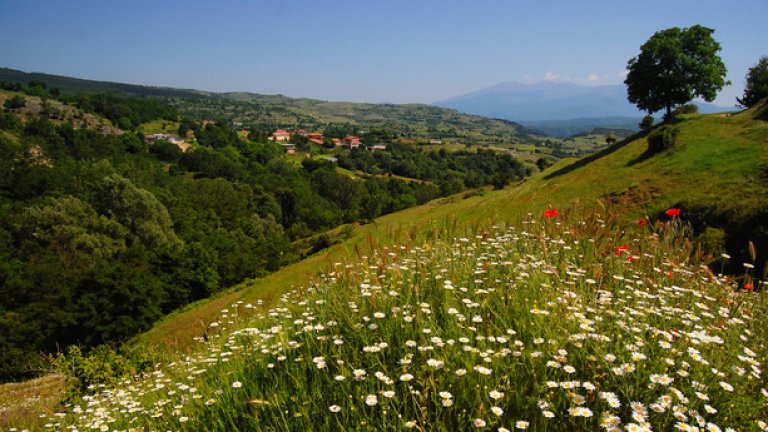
(139, 119), (180, 135)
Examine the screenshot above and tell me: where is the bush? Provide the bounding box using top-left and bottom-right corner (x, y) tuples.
(672, 103), (699, 116)
(639, 114), (654, 129)
(647, 126), (678, 153)
(149, 139), (183, 161)
(51, 345), (136, 402)
(0, 112), (21, 131)
(3, 95), (26, 110)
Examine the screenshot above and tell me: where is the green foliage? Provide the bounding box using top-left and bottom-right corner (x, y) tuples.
(336, 144), (526, 188)
(195, 121), (239, 148)
(737, 55), (768, 108)
(698, 226), (726, 258)
(672, 103), (698, 115)
(0, 111), (22, 130)
(67, 93), (178, 130)
(646, 125), (679, 153)
(625, 25), (728, 117)
(21, 196), (128, 262)
(535, 157), (554, 172)
(3, 94), (26, 110)
(639, 114), (654, 130)
(149, 140), (184, 161)
(94, 174), (182, 251)
(50, 345), (135, 402)
(0, 93), (526, 381)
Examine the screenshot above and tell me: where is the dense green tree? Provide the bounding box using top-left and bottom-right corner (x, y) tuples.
(737, 56), (768, 108)
(195, 121), (239, 148)
(93, 174), (182, 251)
(149, 139), (184, 161)
(21, 196), (128, 262)
(625, 25), (728, 119)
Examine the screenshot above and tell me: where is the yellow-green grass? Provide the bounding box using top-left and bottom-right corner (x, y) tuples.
(138, 119), (180, 135)
(0, 375), (65, 428)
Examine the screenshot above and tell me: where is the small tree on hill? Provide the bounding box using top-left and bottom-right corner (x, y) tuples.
(625, 25), (728, 120)
(737, 55), (768, 108)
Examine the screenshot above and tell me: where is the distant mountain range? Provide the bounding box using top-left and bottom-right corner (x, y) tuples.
(434, 81), (733, 136)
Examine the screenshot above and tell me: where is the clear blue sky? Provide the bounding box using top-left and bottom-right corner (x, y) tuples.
(1, 0), (765, 106)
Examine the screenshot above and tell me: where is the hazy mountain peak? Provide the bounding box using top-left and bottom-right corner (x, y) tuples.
(434, 80), (732, 135)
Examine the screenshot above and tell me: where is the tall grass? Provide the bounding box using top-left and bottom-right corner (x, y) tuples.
(26, 205), (766, 431)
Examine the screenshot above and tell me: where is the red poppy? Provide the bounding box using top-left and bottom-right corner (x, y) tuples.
(543, 209), (559, 219)
(744, 282), (754, 291)
(627, 255), (637, 262)
(613, 245), (629, 255)
(665, 208), (681, 218)
(638, 219), (647, 227)
(666, 271), (673, 279)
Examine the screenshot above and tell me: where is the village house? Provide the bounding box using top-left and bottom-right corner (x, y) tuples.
(341, 135), (361, 149)
(144, 133), (191, 152)
(145, 133), (184, 145)
(296, 129), (309, 137)
(369, 144), (387, 152)
(281, 143), (297, 155)
(270, 129), (292, 141)
(306, 132), (324, 145)
(331, 138), (342, 146)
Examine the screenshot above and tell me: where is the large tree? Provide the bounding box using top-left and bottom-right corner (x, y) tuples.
(625, 25), (728, 119)
(737, 55), (768, 108)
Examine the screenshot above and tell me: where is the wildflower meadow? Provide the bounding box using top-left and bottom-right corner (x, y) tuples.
(21, 207), (767, 431)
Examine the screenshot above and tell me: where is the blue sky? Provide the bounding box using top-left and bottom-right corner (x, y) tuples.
(0, 0), (765, 105)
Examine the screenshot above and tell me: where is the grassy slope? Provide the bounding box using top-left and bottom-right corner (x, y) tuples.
(137, 107), (768, 354)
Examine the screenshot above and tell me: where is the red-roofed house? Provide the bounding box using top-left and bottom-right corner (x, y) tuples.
(307, 132), (323, 140)
(331, 138), (342, 146)
(342, 135), (361, 149)
(270, 129), (292, 141)
(309, 138), (324, 145)
(296, 129), (309, 137)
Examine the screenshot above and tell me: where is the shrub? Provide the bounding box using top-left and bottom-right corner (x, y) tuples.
(672, 103), (699, 115)
(51, 345), (135, 402)
(0, 112), (21, 131)
(639, 114), (654, 129)
(3, 95), (26, 110)
(647, 126), (678, 153)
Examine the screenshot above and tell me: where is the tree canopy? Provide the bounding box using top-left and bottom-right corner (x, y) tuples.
(737, 55), (768, 108)
(625, 25), (728, 118)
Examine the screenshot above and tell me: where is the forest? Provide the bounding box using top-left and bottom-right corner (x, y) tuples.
(0, 90), (527, 380)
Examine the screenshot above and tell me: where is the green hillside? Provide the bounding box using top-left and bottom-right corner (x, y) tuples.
(137, 103), (768, 354)
(3, 97), (767, 429)
(8, 105), (766, 431)
(1, 67), (531, 145)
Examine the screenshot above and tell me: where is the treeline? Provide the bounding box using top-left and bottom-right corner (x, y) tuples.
(0, 104), (492, 380)
(64, 93), (179, 130)
(336, 143), (529, 192)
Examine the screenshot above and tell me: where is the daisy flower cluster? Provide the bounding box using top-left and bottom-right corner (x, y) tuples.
(24, 208), (767, 431)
